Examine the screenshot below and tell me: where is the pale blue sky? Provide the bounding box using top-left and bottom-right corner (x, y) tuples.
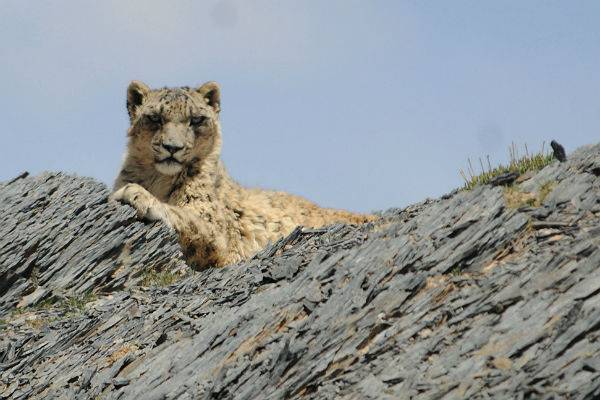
(1, 1), (599, 212)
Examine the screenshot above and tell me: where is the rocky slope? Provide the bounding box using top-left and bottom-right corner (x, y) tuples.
(0, 144), (599, 399)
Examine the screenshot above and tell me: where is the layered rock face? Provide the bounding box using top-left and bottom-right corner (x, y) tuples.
(0, 145), (598, 399)
(0, 172), (188, 314)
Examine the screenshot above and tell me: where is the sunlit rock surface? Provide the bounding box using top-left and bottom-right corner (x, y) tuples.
(0, 144), (598, 399)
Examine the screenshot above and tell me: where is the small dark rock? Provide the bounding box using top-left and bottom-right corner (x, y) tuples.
(112, 378), (130, 388)
(489, 171), (520, 186)
(551, 140), (567, 162)
(6, 171), (29, 185)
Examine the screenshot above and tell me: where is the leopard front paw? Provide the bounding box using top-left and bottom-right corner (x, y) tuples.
(110, 183), (165, 223)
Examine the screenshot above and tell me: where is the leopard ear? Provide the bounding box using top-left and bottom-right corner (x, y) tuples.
(197, 81), (221, 113)
(127, 81), (150, 122)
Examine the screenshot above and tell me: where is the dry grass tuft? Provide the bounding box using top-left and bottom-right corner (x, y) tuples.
(140, 268), (183, 287)
(460, 142), (554, 190)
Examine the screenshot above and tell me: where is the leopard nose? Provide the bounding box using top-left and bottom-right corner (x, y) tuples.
(162, 143), (183, 154)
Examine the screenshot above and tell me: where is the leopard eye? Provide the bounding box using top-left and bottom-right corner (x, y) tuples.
(146, 114), (162, 124)
(190, 116), (206, 127)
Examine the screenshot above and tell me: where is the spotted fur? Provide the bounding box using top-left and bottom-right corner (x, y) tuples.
(112, 81), (375, 269)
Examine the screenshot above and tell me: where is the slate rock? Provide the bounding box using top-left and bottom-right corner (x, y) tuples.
(0, 172), (188, 314)
(0, 144), (599, 399)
